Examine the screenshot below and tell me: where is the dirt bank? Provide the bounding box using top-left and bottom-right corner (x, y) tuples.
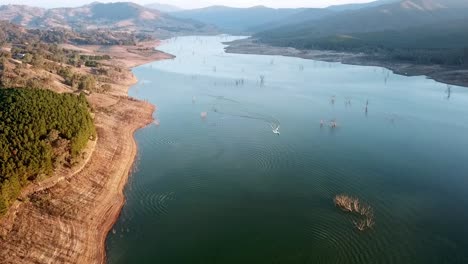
(0, 41), (172, 263)
(225, 38), (468, 88)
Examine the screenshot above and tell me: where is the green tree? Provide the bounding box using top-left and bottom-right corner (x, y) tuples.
(78, 75), (96, 91)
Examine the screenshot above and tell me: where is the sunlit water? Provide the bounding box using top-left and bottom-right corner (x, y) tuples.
(106, 36), (468, 264)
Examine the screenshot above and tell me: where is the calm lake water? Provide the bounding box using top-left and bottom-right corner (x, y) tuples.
(106, 36), (468, 264)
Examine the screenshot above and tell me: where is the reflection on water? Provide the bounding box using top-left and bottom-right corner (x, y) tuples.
(106, 36), (468, 264)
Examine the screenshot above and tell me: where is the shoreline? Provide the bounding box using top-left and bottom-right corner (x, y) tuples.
(225, 38), (468, 88)
(0, 40), (172, 263)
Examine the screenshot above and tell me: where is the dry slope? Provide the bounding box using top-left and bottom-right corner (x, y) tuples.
(0, 42), (171, 263)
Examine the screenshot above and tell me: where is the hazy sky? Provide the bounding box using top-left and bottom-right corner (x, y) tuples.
(1, 0), (376, 9)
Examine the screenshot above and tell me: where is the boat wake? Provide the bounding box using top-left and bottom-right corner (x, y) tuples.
(202, 94), (281, 134)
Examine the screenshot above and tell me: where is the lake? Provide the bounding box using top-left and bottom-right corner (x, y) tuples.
(106, 36), (468, 264)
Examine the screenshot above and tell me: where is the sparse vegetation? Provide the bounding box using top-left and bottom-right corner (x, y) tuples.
(0, 21), (127, 94)
(334, 194), (375, 231)
(0, 21), (150, 47)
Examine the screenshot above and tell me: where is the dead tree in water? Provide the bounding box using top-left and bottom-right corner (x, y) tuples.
(235, 79), (245, 86)
(354, 215), (375, 231)
(345, 97), (352, 107)
(446, 84), (452, 99)
(365, 99), (369, 114)
(259, 75), (265, 86)
(334, 194), (375, 231)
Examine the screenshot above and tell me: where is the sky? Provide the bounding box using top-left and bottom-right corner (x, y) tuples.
(0, 0), (377, 9)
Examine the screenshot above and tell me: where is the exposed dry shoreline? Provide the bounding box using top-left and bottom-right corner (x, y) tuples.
(225, 38), (468, 88)
(0, 41), (173, 263)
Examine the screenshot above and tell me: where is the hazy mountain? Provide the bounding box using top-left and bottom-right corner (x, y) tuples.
(257, 0), (468, 44)
(0, 2), (213, 37)
(250, 8), (335, 32)
(171, 5), (305, 34)
(326, 0), (400, 11)
(145, 2), (183, 13)
(0, 5), (46, 26)
(252, 0), (400, 32)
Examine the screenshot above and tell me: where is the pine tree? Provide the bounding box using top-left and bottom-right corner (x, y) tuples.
(0, 88), (95, 215)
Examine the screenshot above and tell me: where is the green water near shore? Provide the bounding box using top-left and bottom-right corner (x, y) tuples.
(106, 36), (468, 263)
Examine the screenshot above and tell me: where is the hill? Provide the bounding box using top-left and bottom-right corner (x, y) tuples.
(326, 0), (400, 11)
(289, 19), (468, 66)
(145, 2), (183, 13)
(0, 5), (46, 26)
(171, 5), (306, 34)
(311, 19), (468, 50)
(249, 8), (334, 32)
(259, 0), (468, 42)
(0, 20), (148, 46)
(0, 9), (169, 264)
(222, 0), (468, 77)
(256, 0), (468, 50)
(0, 2), (213, 37)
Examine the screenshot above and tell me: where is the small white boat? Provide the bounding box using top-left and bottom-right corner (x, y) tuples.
(272, 125), (280, 135)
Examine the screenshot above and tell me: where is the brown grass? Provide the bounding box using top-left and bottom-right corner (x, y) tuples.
(334, 194), (375, 231)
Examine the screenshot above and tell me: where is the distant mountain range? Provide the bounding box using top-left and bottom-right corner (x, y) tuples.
(256, 0), (468, 46)
(0, 2), (214, 38)
(171, 5), (307, 34)
(248, 8), (334, 33)
(170, 0), (404, 34)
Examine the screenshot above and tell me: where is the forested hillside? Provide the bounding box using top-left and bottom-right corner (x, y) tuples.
(257, 19), (468, 66)
(0, 89), (95, 215)
(258, 0), (468, 39)
(254, 0), (468, 67)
